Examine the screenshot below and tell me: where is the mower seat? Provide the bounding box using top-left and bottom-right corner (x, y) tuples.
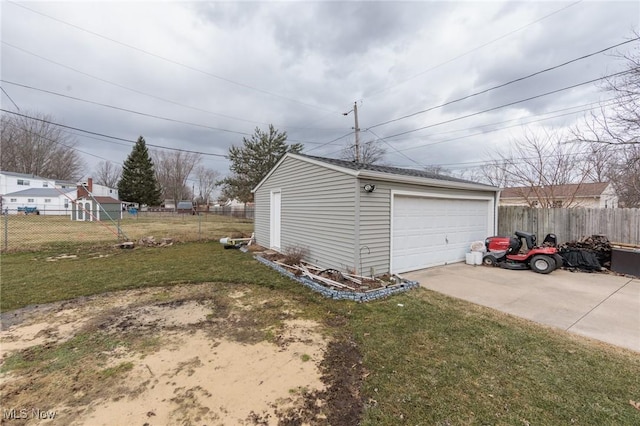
(543, 233), (558, 247)
(515, 231), (536, 250)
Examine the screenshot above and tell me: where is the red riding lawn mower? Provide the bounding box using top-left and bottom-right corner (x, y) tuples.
(483, 231), (563, 274)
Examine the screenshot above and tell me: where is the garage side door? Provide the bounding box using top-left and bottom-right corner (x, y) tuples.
(392, 195), (490, 273)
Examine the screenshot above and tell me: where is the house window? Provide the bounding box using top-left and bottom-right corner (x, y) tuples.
(10, 198), (17, 202)
(64, 200), (69, 208)
(44, 199), (51, 203)
(17, 179), (30, 186)
(43, 182), (49, 187)
(27, 198), (35, 203)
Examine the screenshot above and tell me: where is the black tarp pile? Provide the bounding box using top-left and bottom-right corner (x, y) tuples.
(559, 235), (612, 272)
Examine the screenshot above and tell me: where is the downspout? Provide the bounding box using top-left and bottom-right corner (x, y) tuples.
(494, 189), (501, 235)
(354, 177), (361, 274)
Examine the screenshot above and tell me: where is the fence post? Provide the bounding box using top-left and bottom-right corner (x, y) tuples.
(198, 213), (202, 240)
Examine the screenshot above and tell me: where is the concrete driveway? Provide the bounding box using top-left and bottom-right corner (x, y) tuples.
(404, 263), (640, 352)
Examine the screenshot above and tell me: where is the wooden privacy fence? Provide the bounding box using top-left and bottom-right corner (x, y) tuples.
(498, 206), (640, 245)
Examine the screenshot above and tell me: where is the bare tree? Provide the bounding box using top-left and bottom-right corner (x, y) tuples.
(579, 42), (640, 146)
(194, 166), (220, 206)
(340, 139), (386, 165)
(463, 160), (513, 188)
(490, 129), (590, 207)
(153, 150), (201, 207)
(581, 143), (613, 183)
(1, 111), (85, 180)
(574, 40), (640, 206)
(94, 161), (121, 188)
(607, 144), (640, 207)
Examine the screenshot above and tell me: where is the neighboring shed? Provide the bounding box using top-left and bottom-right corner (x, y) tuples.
(176, 201), (196, 214)
(253, 153), (500, 275)
(72, 196), (122, 221)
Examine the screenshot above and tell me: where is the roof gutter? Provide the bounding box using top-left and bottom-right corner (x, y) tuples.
(356, 170), (500, 192)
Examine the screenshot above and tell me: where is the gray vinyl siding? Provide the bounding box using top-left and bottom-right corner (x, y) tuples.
(99, 203), (122, 221)
(254, 188), (270, 247)
(358, 179), (497, 275)
(254, 156), (357, 271)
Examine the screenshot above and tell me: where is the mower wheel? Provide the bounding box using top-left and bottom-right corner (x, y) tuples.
(530, 255), (555, 274)
(554, 254), (564, 269)
(482, 255), (498, 267)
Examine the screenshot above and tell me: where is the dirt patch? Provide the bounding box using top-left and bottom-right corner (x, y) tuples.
(0, 284), (364, 425)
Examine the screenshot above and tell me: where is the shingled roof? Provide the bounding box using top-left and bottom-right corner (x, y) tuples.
(4, 188), (76, 197)
(298, 154), (483, 186)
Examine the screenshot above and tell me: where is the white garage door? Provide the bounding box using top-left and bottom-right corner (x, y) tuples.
(392, 195), (491, 273)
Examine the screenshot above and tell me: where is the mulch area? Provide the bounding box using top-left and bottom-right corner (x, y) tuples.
(257, 250), (395, 293)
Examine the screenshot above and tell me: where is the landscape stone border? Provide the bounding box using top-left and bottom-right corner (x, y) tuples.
(255, 255), (419, 302)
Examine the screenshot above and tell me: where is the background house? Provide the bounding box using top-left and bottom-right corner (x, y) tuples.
(500, 182), (618, 208)
(0, 171), (76, 215)
(77, 177), (119, 200)
(253, 153), (500, 275)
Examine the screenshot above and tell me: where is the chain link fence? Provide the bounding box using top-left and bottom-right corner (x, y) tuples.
(0, 208), (254, 252)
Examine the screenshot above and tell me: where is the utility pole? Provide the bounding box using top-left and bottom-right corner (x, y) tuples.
(353, 102), (360, 163)
(344, 101), (361, 163)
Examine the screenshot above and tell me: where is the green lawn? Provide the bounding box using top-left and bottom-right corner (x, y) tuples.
(1, 242), (639, 424)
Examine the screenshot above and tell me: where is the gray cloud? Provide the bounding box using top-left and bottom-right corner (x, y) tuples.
(1, 0), (638, 181)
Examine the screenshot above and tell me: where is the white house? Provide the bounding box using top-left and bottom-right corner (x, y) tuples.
(3, 188), (77, 215)
(0, 172), (119, 216)
(0, 171), (76, 215)
(500, 182), (619, 208)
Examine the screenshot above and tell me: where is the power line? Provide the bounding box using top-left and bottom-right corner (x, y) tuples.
(0, 86), (20, 110)
(2, 41), (272, 127)
(389, 98), (615, 142)
(368, 38), (638, 130)
(3, 40), (344, 133)
(378, 70), (631, 140)
(311, 62), (632, 155)
(7, 0), (340, 115)
(320, 98), (613, 154)
(394, 98), (621, 153)
(366, 128), (426, 168)
(1, 79), (336, 149)
(364, 0), (585, 100)
(436, 144), (631, 171)
(385, 144), (631, 173)
(2, 80), (254, 137)
(1, 76), (337, 146)
(0, 109), (229, 158)
(322, 88), (624, 159)
(321, 97), (619, 160)
(303, 130), (355, 153)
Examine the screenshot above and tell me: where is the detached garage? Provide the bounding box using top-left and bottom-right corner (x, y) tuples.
(253, 153), (500, 275)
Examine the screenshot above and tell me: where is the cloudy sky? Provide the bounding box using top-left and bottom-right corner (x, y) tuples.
(2, 0), (639, 184)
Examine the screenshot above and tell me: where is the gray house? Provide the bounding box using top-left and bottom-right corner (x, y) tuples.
(253, 153), (500, 275)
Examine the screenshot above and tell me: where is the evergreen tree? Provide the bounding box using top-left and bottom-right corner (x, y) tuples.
(118, 136), (162, 206)
(219, 125), (303, 202)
